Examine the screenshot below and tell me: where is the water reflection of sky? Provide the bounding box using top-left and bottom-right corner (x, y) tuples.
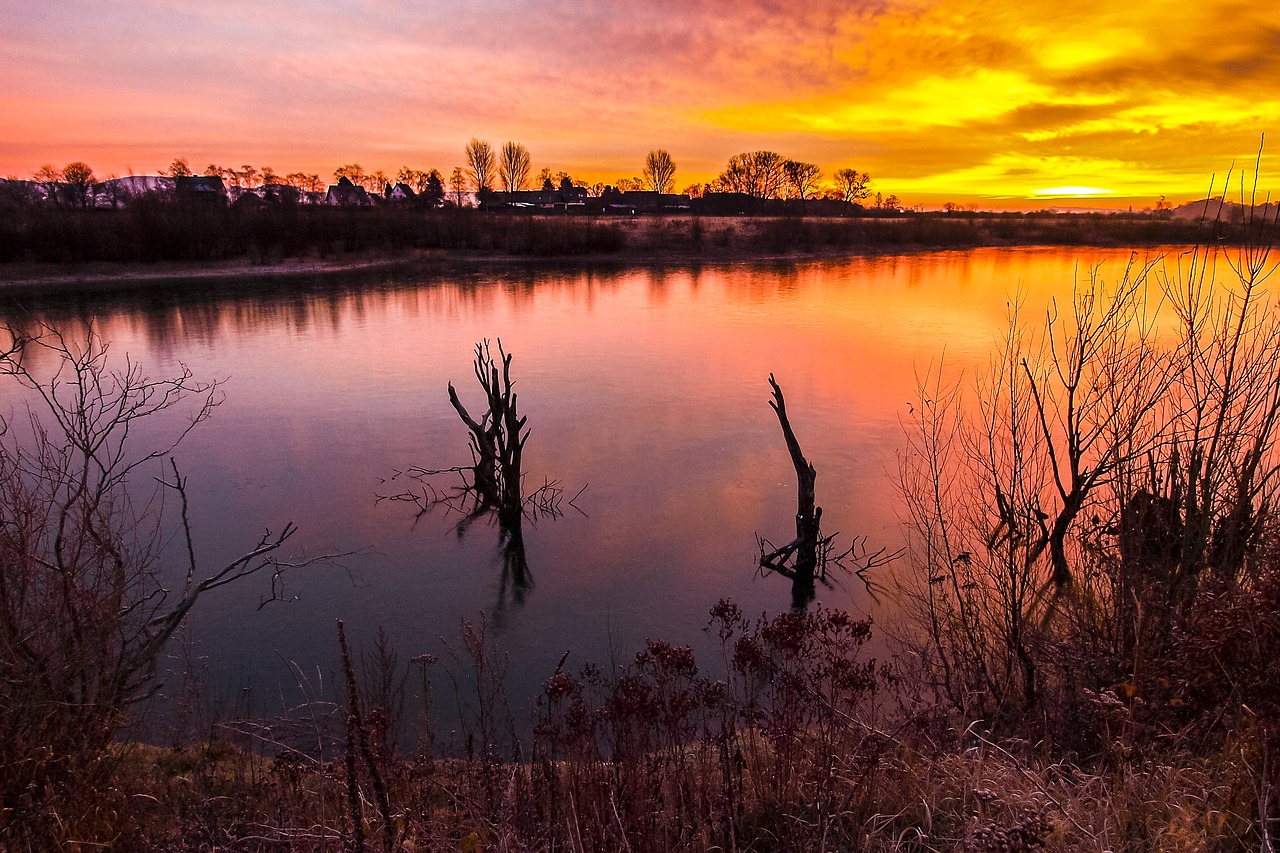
(0, 247), (1190, 732)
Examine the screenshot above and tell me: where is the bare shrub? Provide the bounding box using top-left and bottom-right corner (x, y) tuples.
(898, 254), (1171, 722)
(0, 325), (320, 844)
(529, 600), (890, 852)
(896, 156), (1280, 764)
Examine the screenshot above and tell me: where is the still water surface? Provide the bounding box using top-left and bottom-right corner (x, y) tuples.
(0, 247), (1188, 729)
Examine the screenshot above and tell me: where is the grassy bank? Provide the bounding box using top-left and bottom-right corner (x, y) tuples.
(13, 586), (1278, 850)
(0, 202), (1241, 276)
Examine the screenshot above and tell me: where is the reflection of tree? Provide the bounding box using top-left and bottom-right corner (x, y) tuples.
(757, 374), (897, 608)
(0, 269), (646, 362)
(380, 340), (582, 609)
(497, 520), (531, 609)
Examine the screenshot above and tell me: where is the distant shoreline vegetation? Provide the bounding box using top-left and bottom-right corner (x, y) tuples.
(0, 175), (1273, 269)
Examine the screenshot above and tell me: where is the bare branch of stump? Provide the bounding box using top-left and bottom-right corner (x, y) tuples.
(761, 374), (821, 584)
(759, 374), (900, 606)
(377, 340), (586, 610)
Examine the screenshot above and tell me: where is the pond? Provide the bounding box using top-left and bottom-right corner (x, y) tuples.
(0, 246), (1189, 743)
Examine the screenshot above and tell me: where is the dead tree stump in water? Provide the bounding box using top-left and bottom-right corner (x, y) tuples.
(379, 340), (585, 611)
(757, 375), (899, 608)
(761, 374), (822, 598)
(379, 338), (574, 528)
(446, 340), (529, 527)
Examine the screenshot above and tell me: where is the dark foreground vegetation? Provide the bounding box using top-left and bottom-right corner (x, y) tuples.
(3, 187), (1280, 850)
(0, 197), (1252, 270)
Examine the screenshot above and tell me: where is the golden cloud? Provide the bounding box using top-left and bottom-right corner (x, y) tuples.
(0, 0), (1276, 204)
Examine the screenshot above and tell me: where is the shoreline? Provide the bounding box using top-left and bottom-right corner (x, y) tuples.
(0, 254), (428, 291)
(0, 244), (931, 294)
(0, 240), (1209, 295)
(0, 209), (1238, 294)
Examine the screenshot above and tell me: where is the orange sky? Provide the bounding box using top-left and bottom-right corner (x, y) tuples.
(2, 0), (1277, 209)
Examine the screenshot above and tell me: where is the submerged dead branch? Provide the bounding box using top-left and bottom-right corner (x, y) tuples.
(758, 374), (899, 607)
(378, 340), (582, 607)
(379, 340), (583, 527)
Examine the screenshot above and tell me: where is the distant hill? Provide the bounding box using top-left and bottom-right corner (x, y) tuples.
(1170, 197), (1280, 223)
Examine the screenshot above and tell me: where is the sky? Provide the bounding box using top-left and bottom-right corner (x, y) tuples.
(1, 0), (1277, 209)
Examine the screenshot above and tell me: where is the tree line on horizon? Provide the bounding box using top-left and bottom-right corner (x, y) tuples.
(7, 142), (896, 209)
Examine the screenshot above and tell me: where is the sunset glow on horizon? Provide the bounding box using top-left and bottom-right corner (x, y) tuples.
(2, 0), (1277, 209)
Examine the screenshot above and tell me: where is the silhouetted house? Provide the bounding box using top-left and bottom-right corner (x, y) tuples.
(804, 197), (858, 217)
(176, 175), (228, 205)
(620, 191), (692, 213)
(587, 186), (635, 214)
(233, 190), (265, 207)
(504, 189), (556, 209)
(494, 186), (589, 211)
(326, 177), (372, 206)
(560, 184), (588, 206)
(226, 186), (259, 204)
(260, 183), (302, 204)
(691, 192), (760, 216)
(386, 182), (416, 203)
